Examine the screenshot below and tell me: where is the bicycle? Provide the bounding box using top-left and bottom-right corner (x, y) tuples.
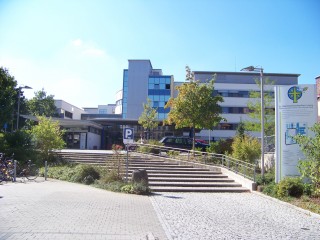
(0, 153), (39, 181)
(0, 153), (14, 182)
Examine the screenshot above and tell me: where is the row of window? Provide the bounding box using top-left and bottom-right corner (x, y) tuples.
(149, 77), (171, 84)
(148, 95), (171, 101)
(213, 90), (274, 98)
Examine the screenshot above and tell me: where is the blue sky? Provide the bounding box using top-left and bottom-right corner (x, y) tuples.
(0, 0), (319, 108)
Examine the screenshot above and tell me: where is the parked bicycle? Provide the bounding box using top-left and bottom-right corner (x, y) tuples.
(0, 153), (39, 182)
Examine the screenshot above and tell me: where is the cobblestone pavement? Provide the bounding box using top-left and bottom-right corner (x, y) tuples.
(150, 192), (320, 240)
(0, 178), (167, 240)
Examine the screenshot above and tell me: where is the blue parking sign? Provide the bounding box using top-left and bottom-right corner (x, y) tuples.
(123, 128), (134, 144)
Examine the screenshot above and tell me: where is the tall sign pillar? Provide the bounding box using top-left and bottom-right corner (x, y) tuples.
(275, 84), (317, 183)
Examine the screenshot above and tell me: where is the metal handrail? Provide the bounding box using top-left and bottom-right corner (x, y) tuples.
(130, 143), (257, 182)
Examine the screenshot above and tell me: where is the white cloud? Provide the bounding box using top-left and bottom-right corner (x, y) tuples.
(71, 39), (105, 57)
(82, 47), (105, 57)
(72, 39), (83, 47)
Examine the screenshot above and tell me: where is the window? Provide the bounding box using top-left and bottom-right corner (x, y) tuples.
(65, 111), (73, 119)
(166, 84), (170, 89)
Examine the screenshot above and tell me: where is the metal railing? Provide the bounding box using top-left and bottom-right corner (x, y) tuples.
(130, 143), (257, 182)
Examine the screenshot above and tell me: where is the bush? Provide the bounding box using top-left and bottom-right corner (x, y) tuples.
(120, 182), (150, 195)
(100, 169), (122, 183)
(231, 135), (261, 164)
(256, 168), (275, 186)
(262, 182), (277, 197)
(137, 139), (163, 154)
(276, 177), (304, 198)
(207, 139), (233, 155)
(70, 165), (100, 184)
(303, 183), (314, 196)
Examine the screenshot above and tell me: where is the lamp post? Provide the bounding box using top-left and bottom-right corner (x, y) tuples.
(241, 66), (265, 177)
(16, 85), (32, 130)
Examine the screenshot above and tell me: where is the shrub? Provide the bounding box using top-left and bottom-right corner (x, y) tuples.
(138, 139), (163, 154)
(256, 168), (275, 186)
(167, 150), (179, 158)
(303, 183), (314, 196)
(262, 182), (277, 197)
(276, 177), (304, 198)
(100, 169), (122, 183)
(120, 182), (150, 195)
(70, 165), (100, 184)
(231, 135), (261, 164)
(207, 139), (233, 155)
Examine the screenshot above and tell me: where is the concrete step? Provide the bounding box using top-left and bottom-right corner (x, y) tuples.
(128, 173), (224, 178)
(55, 151), (250, 193)
(149, 186), (249, 193)
(148, 182), (241, 188)
(148, 177), (233, 182)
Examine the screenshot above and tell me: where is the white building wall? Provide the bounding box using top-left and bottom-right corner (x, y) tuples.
(55, 100), (86, 120)
(115, 89), (123, 114)
(87, 132), (101, 150)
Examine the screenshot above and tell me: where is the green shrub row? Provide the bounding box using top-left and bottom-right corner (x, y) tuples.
(41, 163), (150, 195)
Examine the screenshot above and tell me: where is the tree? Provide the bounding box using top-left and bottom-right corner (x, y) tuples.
(295, 123), (320, 196)
(165, 66), (224, 150)
(231, 135), (261, 164)
(0, 67), (18, 131)
(236, 120), (246, 139)
(244, 78), (275, 137)
(29, 116), (65, 162)
(138, 98), (159, 140)
(27, 89), (58, 117)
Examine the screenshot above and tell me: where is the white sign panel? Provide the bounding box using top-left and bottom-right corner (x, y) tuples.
(123, 127), (134, 144)
(275, 84), (317, 183)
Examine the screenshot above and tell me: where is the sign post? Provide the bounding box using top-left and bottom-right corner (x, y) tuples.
(123, 127), (134, 182)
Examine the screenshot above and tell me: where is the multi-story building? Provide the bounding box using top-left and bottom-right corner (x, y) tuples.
(55, 100), (86, 120)
(192, 71), (299, 141)
(48, 60), (301, 150)
(122, 60), (174, 120)
(116, 60), (300, 141)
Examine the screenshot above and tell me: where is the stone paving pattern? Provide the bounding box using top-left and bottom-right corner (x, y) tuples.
(0, 179), (167, 240)
(150, 192), (320, 240)
(1, 179), (320, 240)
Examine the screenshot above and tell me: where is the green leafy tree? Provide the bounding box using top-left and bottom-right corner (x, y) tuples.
(29, 116), (65, 162)
(231, 135), (261, 164)
(236, 120), (246, 139)
(165, 66), (224, 150)
(27, 89), (58, 117)
(295, 123), (320, 196)
(0, 67), (18, 131)
(138, 98), (159, 140)
(244, 78), (275, 137)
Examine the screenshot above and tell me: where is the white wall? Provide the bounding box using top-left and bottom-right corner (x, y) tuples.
(87, 132), (101, 150)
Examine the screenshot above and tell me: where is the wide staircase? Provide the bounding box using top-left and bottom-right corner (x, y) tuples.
(54, 151), (249, 193)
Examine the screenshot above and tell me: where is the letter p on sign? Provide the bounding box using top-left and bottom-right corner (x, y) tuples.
(123, 127), (134, 144)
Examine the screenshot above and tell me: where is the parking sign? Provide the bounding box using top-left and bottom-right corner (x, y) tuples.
(123, 127), (134, 144)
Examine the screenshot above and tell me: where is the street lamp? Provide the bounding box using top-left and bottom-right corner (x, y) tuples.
(241, 66), (265, 177)
(17, 85), (32, 130)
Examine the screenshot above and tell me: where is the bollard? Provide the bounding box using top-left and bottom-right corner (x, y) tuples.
(45, 161), (48, 181)
(13, 160), (17, 182)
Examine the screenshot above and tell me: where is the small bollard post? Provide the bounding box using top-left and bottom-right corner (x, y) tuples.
(45, 161), (48, 181)
(13, 160), (17, 182)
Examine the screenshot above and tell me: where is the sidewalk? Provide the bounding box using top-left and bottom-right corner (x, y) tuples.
(0, 178), (167, 240)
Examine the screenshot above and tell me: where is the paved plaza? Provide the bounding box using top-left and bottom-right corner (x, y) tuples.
(1, 179), (320, 240)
